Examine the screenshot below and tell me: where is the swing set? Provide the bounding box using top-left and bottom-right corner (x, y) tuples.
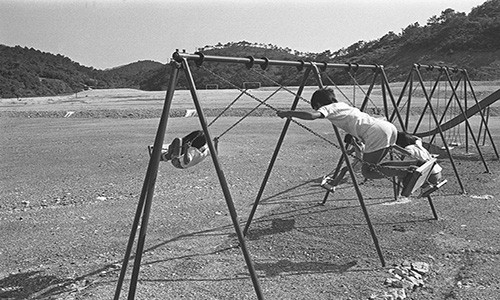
(114, 52), (479, 300)
(390, 64), (499, 194)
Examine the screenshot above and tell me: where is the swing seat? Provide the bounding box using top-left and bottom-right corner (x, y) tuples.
(400, 158), (437, 197)
(418, 179), (448, 198)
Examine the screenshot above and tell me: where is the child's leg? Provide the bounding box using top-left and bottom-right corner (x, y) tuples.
(169, 137), (182, 159)
(427, 172), (442, 185)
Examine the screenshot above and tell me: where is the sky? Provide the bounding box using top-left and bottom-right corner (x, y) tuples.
(0, 0), (488, 70)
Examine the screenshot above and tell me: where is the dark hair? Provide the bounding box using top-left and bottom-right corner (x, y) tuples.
(396, 131), (418, 148)
(311, 88), (337, 110)
(183, 130), (206, 149)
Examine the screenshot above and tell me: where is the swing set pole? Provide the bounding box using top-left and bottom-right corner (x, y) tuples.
(414, 69), (466, 194)
(312, 65), (385, 267)
(114, 61), (181, 300)
(463, 70), (500, 159)
(442, 68), (490, 173)
(388, 68), (412, 126)
(412, 66), (444, 135)
(359, 71), (379, 112)
(380, 68), (407, 131)
(406, 72), (414, 130)
(179, 58), (265, 300)
(243, 64), (313, 236)
(428, 77), (463, 146)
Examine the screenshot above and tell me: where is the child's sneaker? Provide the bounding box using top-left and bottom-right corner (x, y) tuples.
(148, 144), (172, 161)
(321, 175), (336, 192)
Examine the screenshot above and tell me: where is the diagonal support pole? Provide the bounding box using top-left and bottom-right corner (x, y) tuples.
(115, 58), (264, 299)
(331, 124), (386, 266)
(311, 65), (385, 266)
(463, 70), (499, 159)
(427, 195), (438, 220)
(414, 67), (466, 194)
(179, 58), (264, 299)
(114, 61), (181, 300)
(442, 68), (489, 173)
(243, 65), (313, 236)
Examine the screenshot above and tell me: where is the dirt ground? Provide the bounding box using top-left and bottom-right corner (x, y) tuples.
(1, 91), (500, 299)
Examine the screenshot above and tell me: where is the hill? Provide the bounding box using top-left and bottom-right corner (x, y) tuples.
(1, 0), (500, 97)
(0, 46), (164, 98)
(331, 0), (500, 81)
(139, 0), (500, 90)
(104, 60), (164, 89)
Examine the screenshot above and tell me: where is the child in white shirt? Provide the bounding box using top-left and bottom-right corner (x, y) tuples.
(277, 88), (413, 184)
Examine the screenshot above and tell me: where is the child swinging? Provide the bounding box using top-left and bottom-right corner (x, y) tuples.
(277, 88), (423, 196)
(148, 130), (210, 169)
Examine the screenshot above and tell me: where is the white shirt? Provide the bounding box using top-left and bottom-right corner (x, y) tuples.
(317, 102), (378, 139)
(317, 102), (397, 153)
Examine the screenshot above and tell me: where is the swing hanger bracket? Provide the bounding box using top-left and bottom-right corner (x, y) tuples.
(260, 57), (270, 70)
(372, 64), (382, 73)
(169, 59), (182, 69)
(319, 61), (328, 72)
(194, 52), (205, 67)
(296, 60), (305, 72)
(344, 62), (360, 74)
(245, 56), (255, 69)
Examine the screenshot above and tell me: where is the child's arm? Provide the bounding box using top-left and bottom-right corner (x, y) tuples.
(277, 110), (323, 120)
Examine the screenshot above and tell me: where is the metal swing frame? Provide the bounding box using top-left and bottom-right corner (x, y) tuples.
(114, 53), (265, 300)
(115, 52), (468, 300)
(238, 59), (390, 266)
(241, 59), (443, 268)
(390, 64), (498, 194)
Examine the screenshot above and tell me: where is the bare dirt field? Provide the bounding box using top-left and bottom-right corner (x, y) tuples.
(1, 86), (500, 300)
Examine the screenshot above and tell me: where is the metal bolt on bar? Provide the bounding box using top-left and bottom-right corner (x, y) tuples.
(414, 63), (466, 73)
(173, 51), (382, 72)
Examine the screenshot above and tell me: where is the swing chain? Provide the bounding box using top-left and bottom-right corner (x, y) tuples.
(345, 69), (379, 109)
(197, 64), (405, 185)
(216, 87), (283, 140)
(320, 72), (354, 106)
(248, 68), (312, 105)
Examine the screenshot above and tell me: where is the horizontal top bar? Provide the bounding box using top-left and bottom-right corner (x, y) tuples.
(414, 63), (466, 73)
(172, 51), (382, 71)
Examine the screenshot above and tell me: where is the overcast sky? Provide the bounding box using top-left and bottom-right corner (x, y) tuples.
(0, 0), (487, 70)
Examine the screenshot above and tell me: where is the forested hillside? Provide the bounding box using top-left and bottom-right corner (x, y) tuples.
(0, 46), (163, 98)
(332, 0), (500, 81)
(1, 0), (500, 98)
